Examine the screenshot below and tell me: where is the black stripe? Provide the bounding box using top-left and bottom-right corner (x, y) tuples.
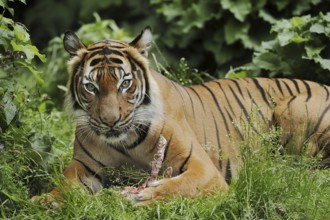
(126, 122), (151, 149)
(229, 86), (249, 119)
(163, 133), (173, 163)
(229, 79), (244, 99)
(203, 123), (207, 146)
(70, 58), (85, 110)
(142, 70), (150, 105)
(76, 138), (106, 167)
(201, 84), (230, 134)
(130, 58), (137, 72)
(124, 53), (146, 72)
(179, 143), (193, 174)
(184, 88), (196, 119)
(251, 78), (270, 107)
(214, 81), (236, 117)
(188, 87), (206, 112)
(212, 112), (221, 150)
(225, 160), (232, 183)
(313, 103), (330, 133)
(171, 82), (187, 114)
(101, 47), (123, 56)
(90, 58), (102, 66)
(74, 158), (103, 183)
(228, 87), (260, 134)
(124, 55), (149, 107)
(225, 107), (243, 140)
(302, 80), (312, 102)
(287, 96), (297, 107)
(323, 85), (330, 101)
(247, 90), (267, 124)
(282, 80), (294, 96)
(78, 174), (93, 192)
(317, 123), (330, 144)
(274, 78), (284, 96)
(108, 57), (123, 64)
(281, 132), (293, 148)
(288, 79), (300, 93)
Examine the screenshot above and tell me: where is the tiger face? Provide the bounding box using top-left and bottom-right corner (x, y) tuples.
(63, 27), (159, 147)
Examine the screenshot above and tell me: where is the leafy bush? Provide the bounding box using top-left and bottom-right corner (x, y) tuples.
(227, 12), (330, 84)
(0, 0), (74, 214)
(150, 0), (330, 79)
(15, 0), (330, 85)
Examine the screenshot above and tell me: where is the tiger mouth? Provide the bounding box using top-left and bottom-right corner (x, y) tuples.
(91, 125), (128, 138)
(90, 122), (149, 139)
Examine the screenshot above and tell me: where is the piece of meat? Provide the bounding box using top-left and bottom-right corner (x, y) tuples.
(121, 135), (170, 198)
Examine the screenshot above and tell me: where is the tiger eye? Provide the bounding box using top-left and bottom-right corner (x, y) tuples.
(85, 83), (96, 93)
(121, 80), (131, 89)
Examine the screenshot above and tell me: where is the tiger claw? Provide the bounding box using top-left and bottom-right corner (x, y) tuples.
(135, 192), (152, 201)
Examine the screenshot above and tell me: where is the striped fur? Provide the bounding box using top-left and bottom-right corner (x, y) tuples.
(42, 27), (330, 203)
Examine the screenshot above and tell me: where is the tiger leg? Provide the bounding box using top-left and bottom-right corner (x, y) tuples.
(135, 121), (228, 202)
(274, 87), (330, 166)
(32, 153), (104, 206)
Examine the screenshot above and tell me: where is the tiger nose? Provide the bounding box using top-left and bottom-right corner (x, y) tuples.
(99, 113), (121, 127)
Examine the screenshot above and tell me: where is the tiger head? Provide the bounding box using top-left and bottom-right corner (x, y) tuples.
(63, 27), (162, 147)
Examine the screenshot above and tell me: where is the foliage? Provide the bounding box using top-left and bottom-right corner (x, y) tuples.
(14, 0), (330, 84)
(2, 125), (330, 219)
(227, 12), (330, 84)
(0, 1), (73, 213)
(149, 0), (329, 78)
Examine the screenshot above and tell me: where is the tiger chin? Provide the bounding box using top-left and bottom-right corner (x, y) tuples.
(32, 26), (330, 206)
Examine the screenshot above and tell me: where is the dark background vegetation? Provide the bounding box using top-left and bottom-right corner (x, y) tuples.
(1, 0), (330, 218)
(10, 0), (330, 79)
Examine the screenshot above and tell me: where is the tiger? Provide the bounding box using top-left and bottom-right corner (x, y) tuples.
(34, 26), (330, 204)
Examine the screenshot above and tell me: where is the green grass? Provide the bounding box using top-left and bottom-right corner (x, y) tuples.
(1, 112), (330, 220)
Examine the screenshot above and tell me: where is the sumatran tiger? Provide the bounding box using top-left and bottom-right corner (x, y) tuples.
(34, 27), (330, 205)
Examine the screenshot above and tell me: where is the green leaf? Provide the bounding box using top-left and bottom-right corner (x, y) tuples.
(273, 0), (289, 11)
(310, 23), (325, 34)
(221, 0), (252, 22)
(224, 18), (249, 44)
(17, 61), (45, 85)
(10, 40), (46, 63)
(315, 58), (330, 71)
(291, 17), (306, 28)
(225, 70), (249, 79)
(13, 24), (30, 42)
(290, 33), (308, 43)
(322, 12), (330, 22)
(278, 31), (294, 46)
(305, 45), (325, 59)
(253, 52), (281, 71)
(1, 92), (17, 125)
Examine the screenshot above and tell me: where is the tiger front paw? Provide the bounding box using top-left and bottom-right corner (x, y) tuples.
(31, 193), (62, 209)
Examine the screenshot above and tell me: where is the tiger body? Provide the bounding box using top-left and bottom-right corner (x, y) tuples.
(39, 27), (330, 203)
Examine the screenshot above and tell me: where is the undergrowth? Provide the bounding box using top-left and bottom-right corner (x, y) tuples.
(2, 124), (330, 219)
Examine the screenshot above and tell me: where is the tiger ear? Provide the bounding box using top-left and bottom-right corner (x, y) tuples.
(63, 31), (86, 56)
(130, 26), (152, 57)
